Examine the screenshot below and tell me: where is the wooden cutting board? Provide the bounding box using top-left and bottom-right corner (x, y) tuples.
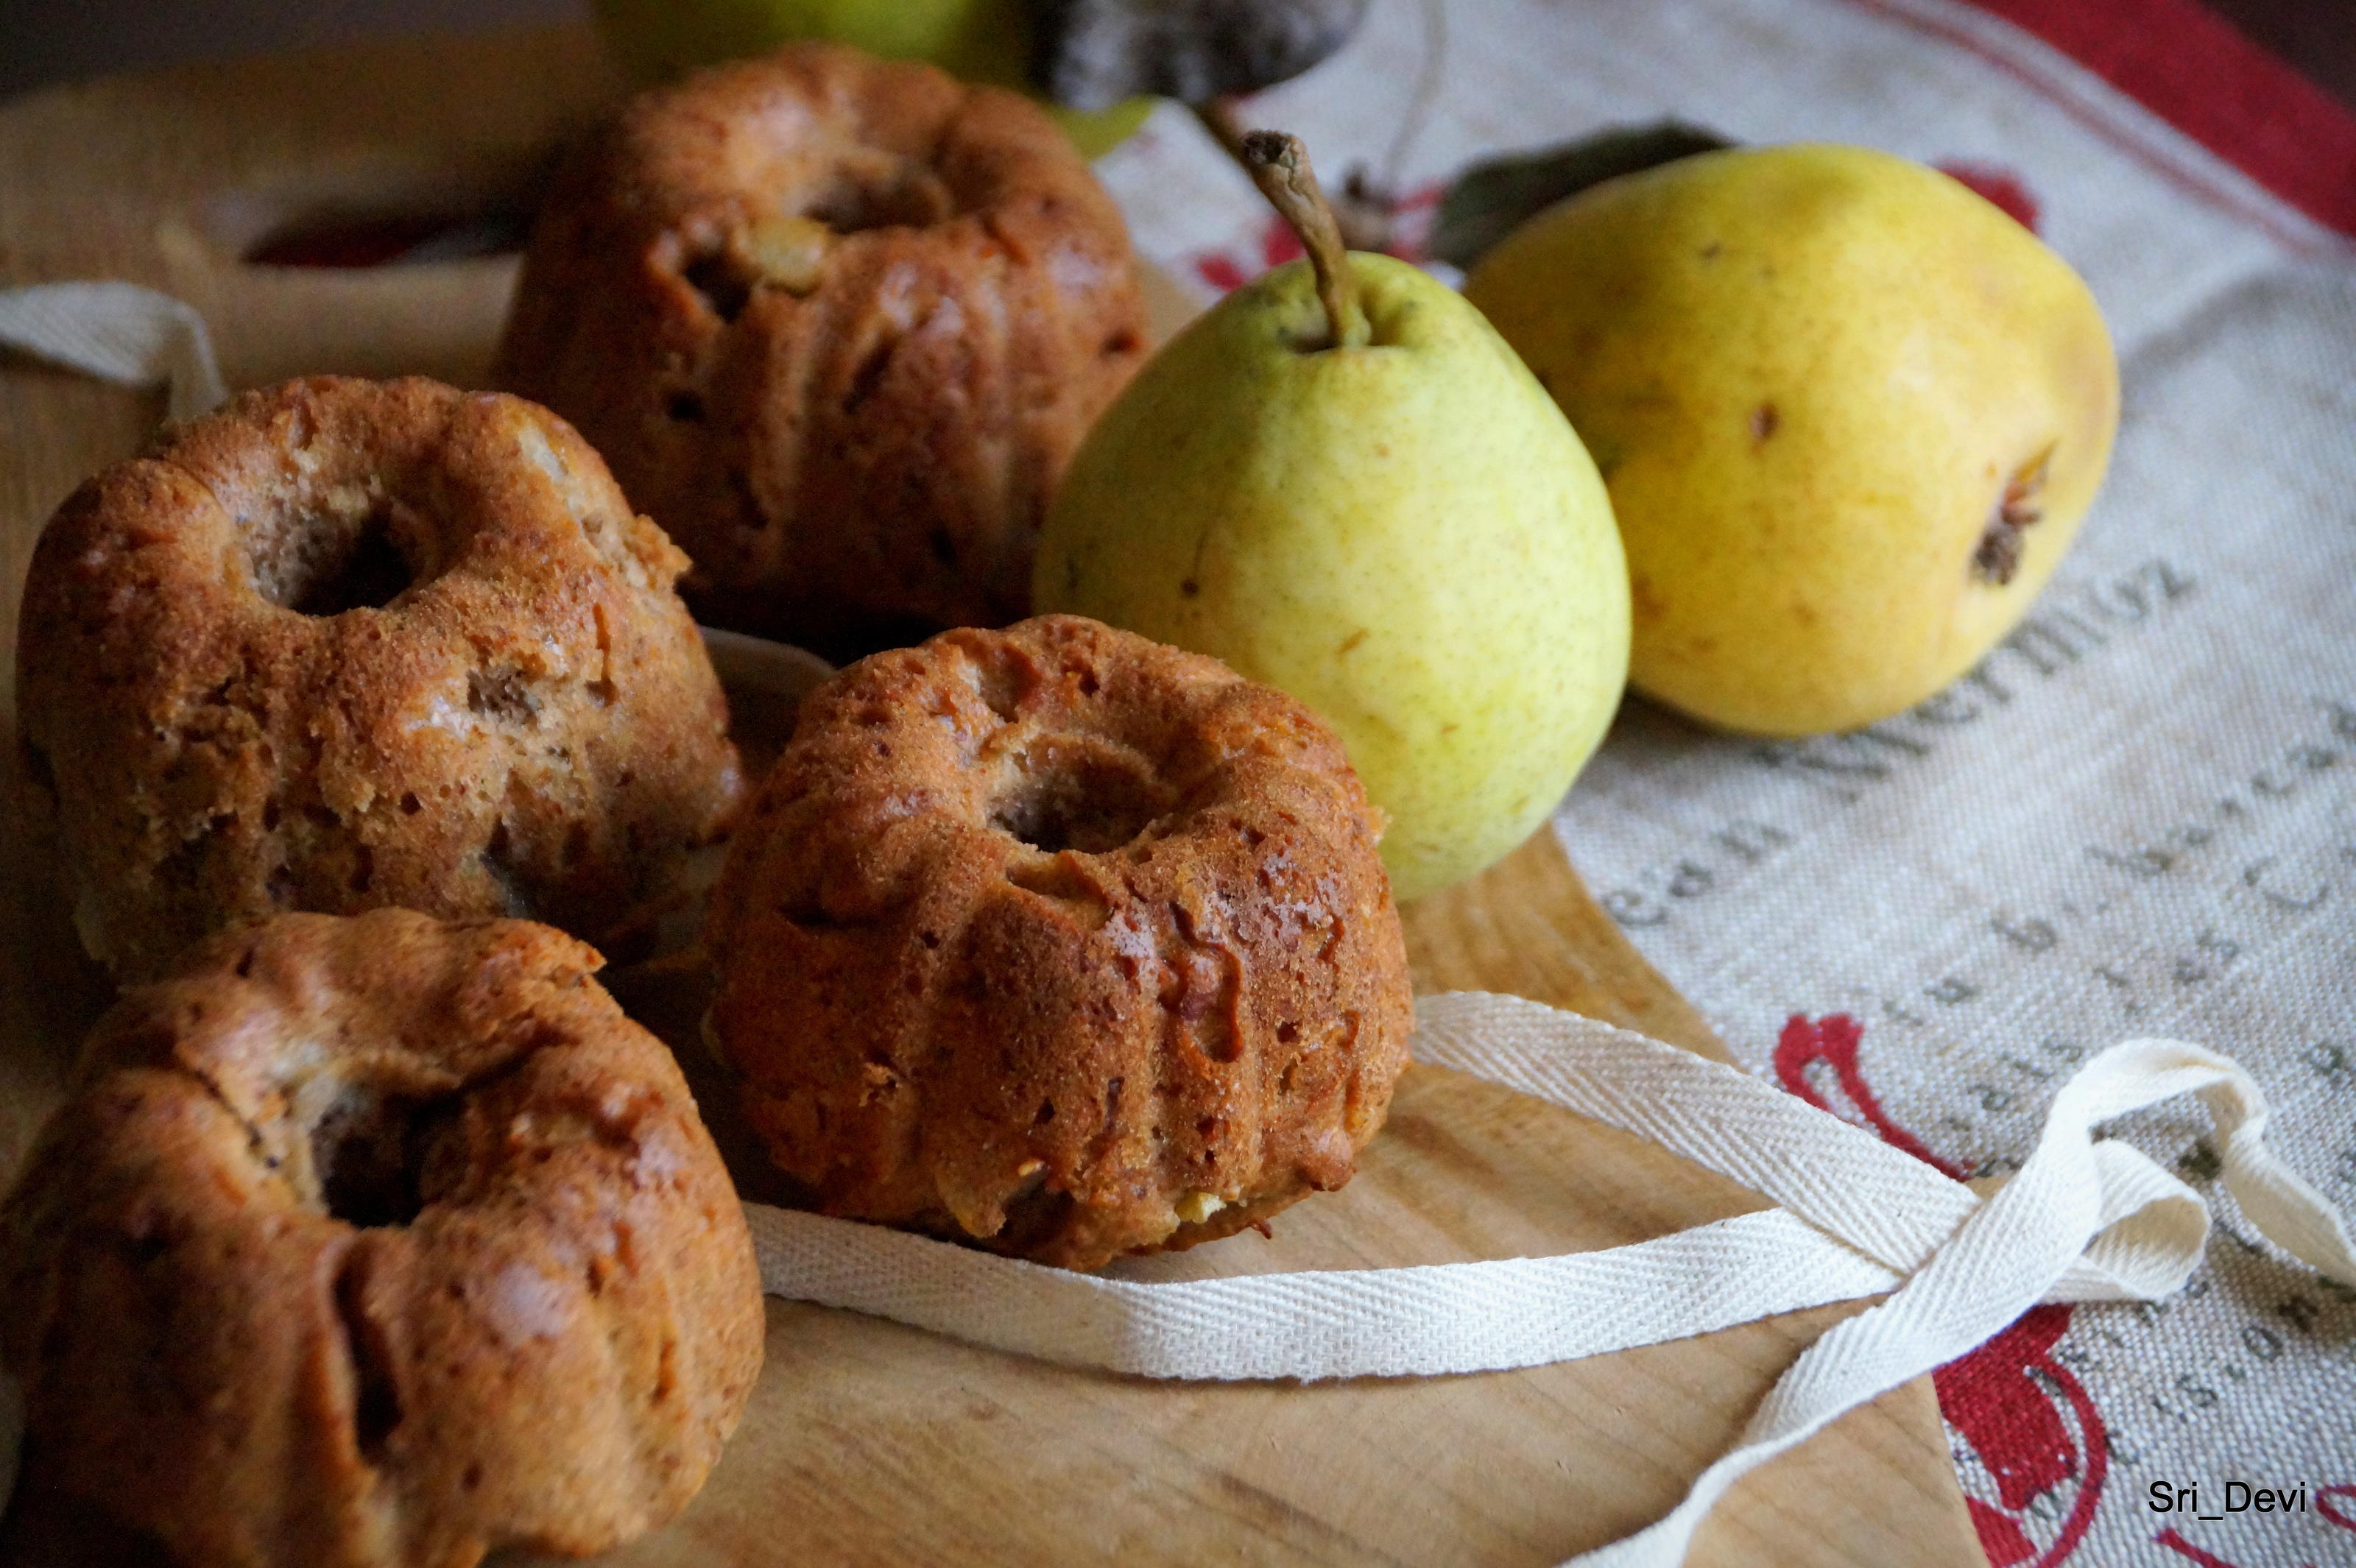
(0, 28), (1984, 1567)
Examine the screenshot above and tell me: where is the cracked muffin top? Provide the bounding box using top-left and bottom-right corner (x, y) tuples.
(15, 375), (744, 980)
(0, 908), (765, 1567)
(705, 615), (1414, 1270)
(494, 42), (1149, 660)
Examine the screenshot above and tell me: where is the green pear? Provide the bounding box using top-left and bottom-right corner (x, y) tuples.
(1034, 135), (1629, 903)
(1466, 143), (2120, 736)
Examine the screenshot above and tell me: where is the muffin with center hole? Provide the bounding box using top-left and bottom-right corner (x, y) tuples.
(0, 908), (766, 1567)
(705, 615), (1414, 1271)
(14, 375), (744, 981)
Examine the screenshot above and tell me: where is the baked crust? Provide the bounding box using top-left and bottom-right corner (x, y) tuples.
(495, 42), (1149, 658)
(705, 615), (1414, 1271)
(0, 909), (766, 1567)
(14, 375), (744, 981)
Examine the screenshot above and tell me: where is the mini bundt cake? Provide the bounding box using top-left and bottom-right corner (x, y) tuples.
(0, 909), (766, 1567)
(15, 375), (745, 981)
(705, 615), (1414, 1271)
(494, 42), (1151, 659)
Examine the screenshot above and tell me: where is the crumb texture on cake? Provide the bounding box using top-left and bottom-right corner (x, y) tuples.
(495, 42), (1150, 658)
(0, 909), (766, 1567)
(14, 375), (744, 981)
(705, 615), (1414, 1271)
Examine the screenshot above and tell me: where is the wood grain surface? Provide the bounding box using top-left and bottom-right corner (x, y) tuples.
(0, 28), (1984, 1567)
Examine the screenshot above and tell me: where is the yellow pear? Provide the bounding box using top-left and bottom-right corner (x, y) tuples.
(1036, 135), (1629, 902)
(1467, 143), (2119, 736)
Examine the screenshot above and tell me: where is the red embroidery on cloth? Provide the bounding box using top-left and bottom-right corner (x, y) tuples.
(1951, 0), (2356, 240)
(1193, 253), (1251, 293)
(1193, 216), (1301, 294)
(1936, 1307), (2083, 1508)
(1935, 1305), (2107, 1567)
(2154, 1525), (2326, 1568)
(2321, 1483), (2356, 1533)
(1838, 0), (2355, 252)
(1968, 1497), (2040, 1567)
(1773, 1014), (1970, 1178)
(2151, 1528), (2250, 1567)
(1936, 160), (2043, 232)
(1777, 1014), (2106, 1566)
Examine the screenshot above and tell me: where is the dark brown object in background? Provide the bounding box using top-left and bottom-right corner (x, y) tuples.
(495, 43), (1150, 663)
(2202, 0), (2356, 107)
(1031, 0), (1372, 111)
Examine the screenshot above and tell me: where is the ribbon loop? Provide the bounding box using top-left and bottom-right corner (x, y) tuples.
(0, 280), (228, 421)
(2039, 1137), (2211, 1302)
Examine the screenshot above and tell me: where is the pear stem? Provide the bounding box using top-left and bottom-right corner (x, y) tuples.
(1238, 130), (1371, 351)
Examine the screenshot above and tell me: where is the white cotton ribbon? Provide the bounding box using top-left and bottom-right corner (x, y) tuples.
(744, 993), (2356, 1568)
(0, 281), (228, 422)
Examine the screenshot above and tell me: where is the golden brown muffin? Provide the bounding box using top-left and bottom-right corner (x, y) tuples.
(0, 909), (766, 1568)
(15, 375), (745, 982)
(494, 42), (1150, 660)
(705, 615), (1414, 1271)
